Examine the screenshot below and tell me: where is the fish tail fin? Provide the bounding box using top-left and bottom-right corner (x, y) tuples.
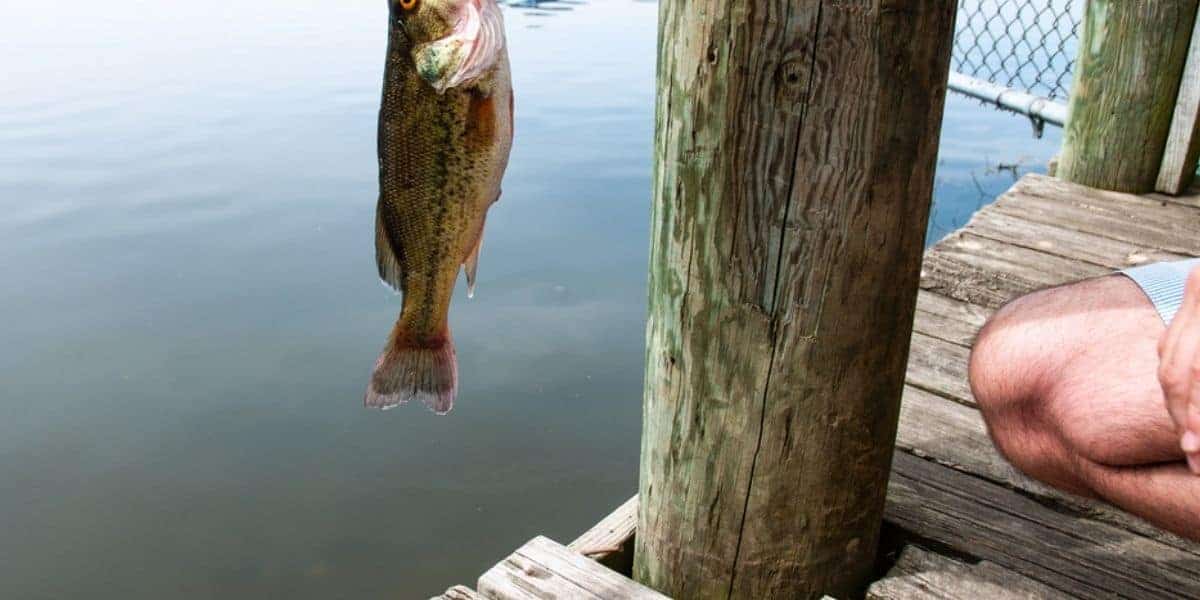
(365, 323), (458, 414)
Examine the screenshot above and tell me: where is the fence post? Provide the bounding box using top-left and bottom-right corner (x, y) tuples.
(1058, 0), (1200, 193)
(634, 2), (956, 599)
(1158, 13), (1200, 195)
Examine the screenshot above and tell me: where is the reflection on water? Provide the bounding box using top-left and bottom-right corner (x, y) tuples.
(0, 1), (1058, 598)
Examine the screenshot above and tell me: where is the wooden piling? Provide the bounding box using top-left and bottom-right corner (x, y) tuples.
(1058, 0), (1200, 193)
(634, 2), (957, 599)
(1158, 13), (1200, 195)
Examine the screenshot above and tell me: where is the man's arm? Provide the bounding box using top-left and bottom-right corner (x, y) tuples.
(1157, 266), (1200, 473)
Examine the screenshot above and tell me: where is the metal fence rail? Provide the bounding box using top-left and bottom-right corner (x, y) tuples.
(950, 0), (1080, 131)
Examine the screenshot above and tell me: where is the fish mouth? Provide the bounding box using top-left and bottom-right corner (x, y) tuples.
(412, 0), (504, 94)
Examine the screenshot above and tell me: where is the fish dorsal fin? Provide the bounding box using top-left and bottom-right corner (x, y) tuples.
(463, 215), (486, 299)
(376, 202), (404, 292)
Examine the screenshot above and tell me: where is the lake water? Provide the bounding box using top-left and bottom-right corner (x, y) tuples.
(0, 1), (1061, 598)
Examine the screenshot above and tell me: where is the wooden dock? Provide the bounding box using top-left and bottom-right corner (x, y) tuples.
(434, 173), (1200, 599)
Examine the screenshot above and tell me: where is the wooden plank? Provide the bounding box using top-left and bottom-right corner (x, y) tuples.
(997, 175), (1200, 256)
(912, 291), (991, 347)
(432, 586), (484, 600)
(934, 232), (1109, 286)
(897, 386), (1083, 512)
(1058, 0), (1199, 193)
(569, 496), (636, 573)
(1016, 173), (1200, 222)
(920, 252), (1035, 309)
(866, 546), (1072, 600)
(477, 536), (669, 600)
(1147, 190), (1200, 208)
(919, 228), (1108, 311)
(964, 207), (1187, 270)
(1159, 12), (1200, 195)
(886, 452), (1200, 599)
(896, 386), (1200, 553)
(899, 386), (1003, 476)
(989, 195), (1200, 260)
(897, 385), (1087, 515)
(905, 332), (974, 406)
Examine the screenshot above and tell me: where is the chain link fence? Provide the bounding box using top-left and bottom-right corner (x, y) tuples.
(951, 0), (1081, 128)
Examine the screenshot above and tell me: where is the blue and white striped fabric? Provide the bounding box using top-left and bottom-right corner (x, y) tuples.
(1122, 258), (1200, 324)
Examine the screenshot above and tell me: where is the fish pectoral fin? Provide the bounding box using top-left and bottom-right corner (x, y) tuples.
(376, 203), (404, 292)
(463, 214), (487, 299)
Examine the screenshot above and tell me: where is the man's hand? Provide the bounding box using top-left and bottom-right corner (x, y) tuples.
(1158, 266), (1200, 474)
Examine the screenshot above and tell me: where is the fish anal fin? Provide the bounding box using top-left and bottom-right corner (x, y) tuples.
(464, 216), (486, 299)
(376, 202), (404, 292)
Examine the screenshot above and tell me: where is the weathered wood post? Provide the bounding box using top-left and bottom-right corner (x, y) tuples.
(1058, 0), (1200, 193)
(635, 2), (956, 599)
(1159, 14), (1200, 195)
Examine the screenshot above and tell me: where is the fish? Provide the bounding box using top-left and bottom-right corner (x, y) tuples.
(365, 0), (513, 414)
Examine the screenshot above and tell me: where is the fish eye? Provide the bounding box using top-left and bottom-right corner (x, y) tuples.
(398, 0), (419, 11)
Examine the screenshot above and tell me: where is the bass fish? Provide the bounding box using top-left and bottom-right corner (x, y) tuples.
(366, 0), (513, 413)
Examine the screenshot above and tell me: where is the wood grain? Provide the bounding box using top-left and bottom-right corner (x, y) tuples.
(477, 536), (668, 600)
(431, 585), (484, 600)
(896, 385), (1200, 552)
(887, 452), (1200, 599)
(866, 546), (1070, 600)
(964, 207), (1185, 270)
(1159, 11), (1200, 195)
(997, 176), (1200, 256)
(570, 496), (637, 573)
(1058, 0), (1200, 192)
(920, 252), (1038, 309)
(905, 332), (973, 406)
(912, 291), (991, 347)
(935, 232), (1109, 286)
(636, 1), (956, 598)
